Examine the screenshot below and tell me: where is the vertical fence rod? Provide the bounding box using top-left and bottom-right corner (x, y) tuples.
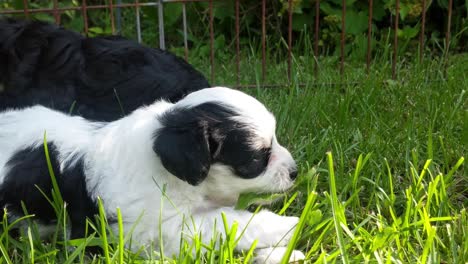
(52, 0), (60, 24)
(262, 0), (267, 83)
(108, 0), (116, 34)
(182, 3), (188, 61)
(392, 0), (399, 79)
(22, 0), (30, 18)
(340, 0), (346, 77)
(287, 0), (293, 82)
(81, 0), (88, 35)
(158, 0), (165, 49)
(135, 0), (142, 43)
(209, 0), (214, 84)
(444, 0), (453, 66)
(366, 0), (373, 74)
(235, 0), (240, 87)
(314, 0), (320, 78)
(419, 0), (426, 62)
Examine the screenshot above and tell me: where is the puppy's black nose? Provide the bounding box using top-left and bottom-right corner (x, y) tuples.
(289, 169), (298, 180)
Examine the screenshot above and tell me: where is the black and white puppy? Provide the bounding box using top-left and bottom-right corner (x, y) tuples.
(0, 87), (304, 262)
(0, 18), (209, 121)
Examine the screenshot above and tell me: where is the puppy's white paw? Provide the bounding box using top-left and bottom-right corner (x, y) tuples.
(254, 211), (299, 247)
(253, 247), (305, 264)
(279, 216), (300, 244)
(288, 250), (306, 263)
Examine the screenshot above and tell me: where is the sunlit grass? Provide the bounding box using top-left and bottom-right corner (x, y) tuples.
(1, 52), (466, 263)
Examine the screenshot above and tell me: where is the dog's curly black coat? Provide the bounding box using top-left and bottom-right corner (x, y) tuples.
(0, 18), (210, 121)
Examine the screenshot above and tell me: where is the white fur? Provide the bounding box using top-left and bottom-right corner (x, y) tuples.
(0, 87), (303, 261)
(254, 247), (306, 264)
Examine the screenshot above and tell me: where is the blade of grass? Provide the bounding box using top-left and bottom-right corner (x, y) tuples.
(0, 239), (13, 264)
(97, 197), (111, 264)
(326, 151), (349, 264)
(117, 207), (124, 264)
(281, 191), (317, 264)
(27, 227), (34, 263)
(43, 132), (63, 205)
(63, 234), (96, 264)
(243, 239), (258, 264)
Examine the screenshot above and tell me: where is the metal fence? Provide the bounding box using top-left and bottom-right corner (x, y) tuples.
(0, 0), (455, 88)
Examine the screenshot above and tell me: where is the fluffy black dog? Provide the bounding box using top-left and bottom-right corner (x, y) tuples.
(0, 18), (210, 121)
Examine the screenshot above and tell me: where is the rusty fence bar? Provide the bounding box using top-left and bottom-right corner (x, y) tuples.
(108, 0), (116, 34)
(235, 0), (240, 87)
(52, 0), (59, 24)
(287, 0), (293, 82)
(21, 0), (29, 18)
(182, 3), (188, 61)
(392, 0), (400, 80)
(340, 0), (346, 77)
(0, 0), (456, 87)
(81, 0), (88, 35)
(209, 0), (214, 84)
(314, 0), (320, 78)
(262, 0), (267, 83)
(366, 0), (373, 74)
(445, 0), (453, 64)
(419, 0), (426, 62)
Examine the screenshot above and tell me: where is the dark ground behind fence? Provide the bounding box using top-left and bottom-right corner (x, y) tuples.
(0, 0), (457, 88)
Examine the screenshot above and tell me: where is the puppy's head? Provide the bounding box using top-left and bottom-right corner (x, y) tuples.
(153, 87), (297, 202)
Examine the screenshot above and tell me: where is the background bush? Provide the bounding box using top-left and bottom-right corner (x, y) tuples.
(1, 0), (467, 60)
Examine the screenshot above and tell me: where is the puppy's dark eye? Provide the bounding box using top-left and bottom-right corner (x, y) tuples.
(213, 124), (272, 179)
(256, 148), (271, 165)
(234, 147), (271, 179)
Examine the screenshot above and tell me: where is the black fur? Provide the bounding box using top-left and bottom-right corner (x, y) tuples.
(0, 143), (97, 239)
(154, 103), (271, 186)
(0, 18), (210, 121)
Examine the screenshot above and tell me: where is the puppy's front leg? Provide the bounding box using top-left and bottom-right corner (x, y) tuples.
(187, 207), (299, 252)
(254, 247), (306, 264)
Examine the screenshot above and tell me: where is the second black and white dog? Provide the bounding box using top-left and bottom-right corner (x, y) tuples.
(0, 18), (210, 121)
(0, 87), (304, 262)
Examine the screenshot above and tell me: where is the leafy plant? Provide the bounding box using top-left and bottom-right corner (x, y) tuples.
(1, 0), (466, 58)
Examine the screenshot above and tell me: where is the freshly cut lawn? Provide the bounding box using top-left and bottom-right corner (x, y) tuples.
(1, 53), (466, 263)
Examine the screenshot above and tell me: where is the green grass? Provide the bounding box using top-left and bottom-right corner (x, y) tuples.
(1, 52), (466, 263)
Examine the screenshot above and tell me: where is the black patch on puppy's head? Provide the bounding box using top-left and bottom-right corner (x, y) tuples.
(153, 102), (271, 186)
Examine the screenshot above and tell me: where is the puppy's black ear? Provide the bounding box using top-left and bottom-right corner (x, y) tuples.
(153, 107), (211, 185)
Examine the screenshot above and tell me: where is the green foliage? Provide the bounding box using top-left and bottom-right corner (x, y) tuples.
(1, 0), (466, 58)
